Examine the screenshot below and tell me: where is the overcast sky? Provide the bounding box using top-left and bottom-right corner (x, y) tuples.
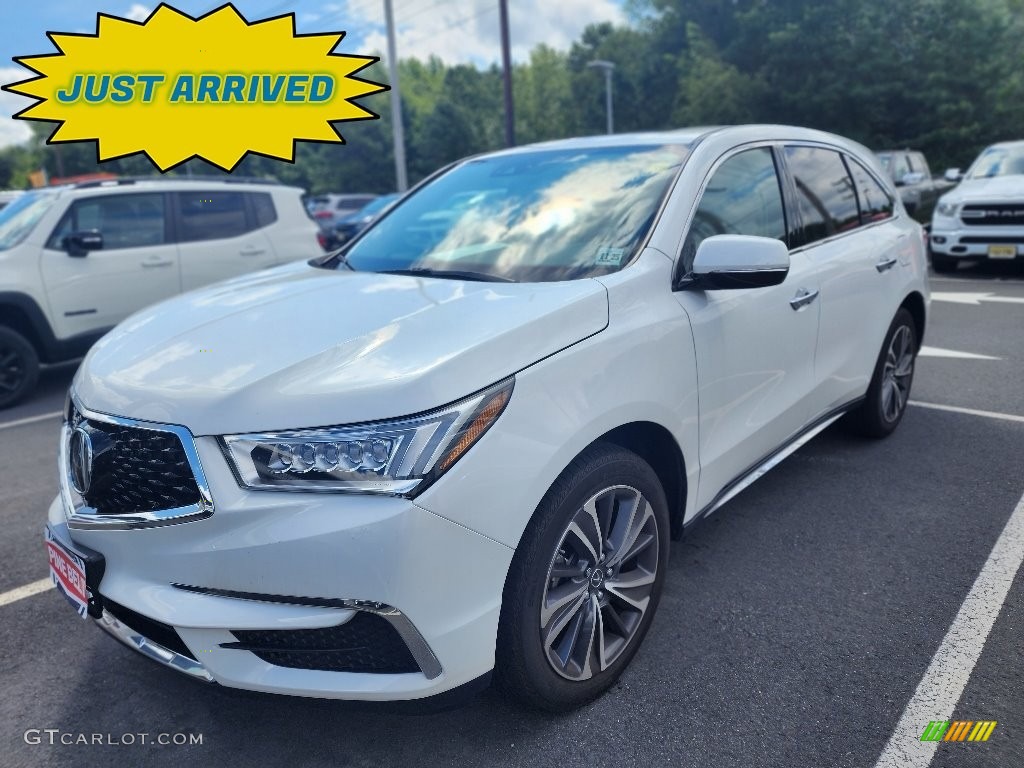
(0, 0), (626, 150)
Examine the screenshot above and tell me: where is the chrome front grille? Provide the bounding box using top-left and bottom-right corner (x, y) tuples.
(62, 398), (214, 530)
(960, 204), (1024, 226)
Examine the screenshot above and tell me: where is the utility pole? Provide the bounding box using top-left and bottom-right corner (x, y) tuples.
(587, 60), (615, 135)
(499, 0), (515, 147)
(384, 0), (408, 191)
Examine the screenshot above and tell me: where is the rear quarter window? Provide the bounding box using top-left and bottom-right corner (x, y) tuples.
(176, 191), (249, 242)
(846, 159), (895, 225)
(784, 146), (860, 245)
(250, 192), (277, 227)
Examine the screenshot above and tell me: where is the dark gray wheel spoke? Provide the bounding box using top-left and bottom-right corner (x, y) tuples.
(609, 499), (654, 567)
(602, 600), (631, 638)
(619, 531), (655, 565)
(540, 484), (660, 681)
(541, 579), (588, 629)
(548, 562), (586, 580)
(566, 519), (600, 565)
(551, 596), (588, 669)
(607, 567), (656, 590)
(604, 582), (650, 613)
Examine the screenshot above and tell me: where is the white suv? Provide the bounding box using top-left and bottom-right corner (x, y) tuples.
(0, 178), (321, 407)
(45, 126), (929, 711)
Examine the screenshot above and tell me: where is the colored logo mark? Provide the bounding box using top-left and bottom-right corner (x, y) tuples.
(920, 720), (997, 742)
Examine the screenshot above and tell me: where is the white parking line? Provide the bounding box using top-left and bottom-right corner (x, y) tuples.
(874, 488), (1024, 767)
(909, 400), (1024, 424)
(0, 578), (54, 608)
(918, 346), (1000, 361)
(0, 411), (62, 431)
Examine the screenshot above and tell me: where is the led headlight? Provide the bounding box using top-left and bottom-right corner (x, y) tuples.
(936, 200), (959, 217)
(221, 378), (513, 495)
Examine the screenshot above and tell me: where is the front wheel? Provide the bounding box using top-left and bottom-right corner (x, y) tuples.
(0, 326), (40, 410)
(496, 445), (670, 711)
(845, 308), (917, 438)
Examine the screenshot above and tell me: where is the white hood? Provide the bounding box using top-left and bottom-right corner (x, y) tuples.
(944, 175), (1024, 203)
(74, 261), (609, 434)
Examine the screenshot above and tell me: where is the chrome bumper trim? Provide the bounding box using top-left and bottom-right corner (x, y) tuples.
(171, 583), (444, 680)
(94, 609), (215, 683)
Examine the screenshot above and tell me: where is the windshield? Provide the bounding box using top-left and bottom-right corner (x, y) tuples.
(966, 145), (1024, 179)
(0, 190), (59, 251)
(337, 144), (690, 282)
(876, 153), (892, 171)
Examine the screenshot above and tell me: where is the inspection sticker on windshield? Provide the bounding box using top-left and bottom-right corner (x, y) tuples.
(2, 3), (387, 171)
(595, 246), (626, 266)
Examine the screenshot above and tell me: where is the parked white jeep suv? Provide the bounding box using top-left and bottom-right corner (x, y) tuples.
(0, 177), (321, 407)
(46, 126), (928, 711)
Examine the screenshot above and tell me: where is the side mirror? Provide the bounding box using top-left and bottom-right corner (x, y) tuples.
(900, 171), (926, 186)
(64, 230), (103, 257)
(944, 168), (963, 182)
(680, 235), (790, 290)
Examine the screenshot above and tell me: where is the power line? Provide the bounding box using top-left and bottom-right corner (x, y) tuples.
(401, 4), (499, 50)
(258, 0), (306, 17)
(399, 0), (452, 24)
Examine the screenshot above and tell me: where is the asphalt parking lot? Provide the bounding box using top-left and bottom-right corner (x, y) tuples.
(1, 262), (1022, 768)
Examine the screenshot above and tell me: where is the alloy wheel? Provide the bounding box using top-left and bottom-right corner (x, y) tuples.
(0, 345), (26, 396)
(881, 325), (914, 423)
(539, 485), (659, 681)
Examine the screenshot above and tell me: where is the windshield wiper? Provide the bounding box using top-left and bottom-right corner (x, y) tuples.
(377, 267), (515, 283)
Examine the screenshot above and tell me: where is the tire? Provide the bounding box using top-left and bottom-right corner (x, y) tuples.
(930, 251), (957, 273)
(845, 308), (917, 438)
(0, 326), (40, 410)
(495, 444), (670, 711)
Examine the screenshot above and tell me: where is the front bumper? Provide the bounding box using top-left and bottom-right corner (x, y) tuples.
(930, 223), (1024, 259)
(48, 434), (514, 700)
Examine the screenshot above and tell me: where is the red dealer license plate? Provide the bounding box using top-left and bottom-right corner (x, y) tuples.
(45, 526), (90, 618)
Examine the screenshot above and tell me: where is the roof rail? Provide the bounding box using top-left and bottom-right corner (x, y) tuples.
(72, 175), (281, 189)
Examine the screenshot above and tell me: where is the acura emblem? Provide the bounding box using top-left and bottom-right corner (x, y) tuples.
(69, 425), (94, 495)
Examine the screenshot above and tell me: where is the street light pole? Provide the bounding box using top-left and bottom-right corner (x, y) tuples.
(587, 60), (615, 135)
(499, 0), (515, 147)
(384, 0), (408, 192)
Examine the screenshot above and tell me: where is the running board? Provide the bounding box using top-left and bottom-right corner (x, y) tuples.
(692, 405), (854, 524)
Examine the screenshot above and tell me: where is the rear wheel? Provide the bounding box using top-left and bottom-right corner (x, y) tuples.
(496, 445), (669, 711)
(0, 326), (40, 410)
(845, 308), (917, 438)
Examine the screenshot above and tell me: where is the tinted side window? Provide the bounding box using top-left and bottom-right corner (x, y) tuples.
(177, 191), (248, 242)
(48, 193), (166, 250)
(682, 148), (786, 271)
(847, 159), (894, 224)
(784, 147), (859, 245)
(338, 196), (374, 210)
(250, 192), (277, 227)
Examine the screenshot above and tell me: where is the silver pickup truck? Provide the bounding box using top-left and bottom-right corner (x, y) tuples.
(875, 150), (954, 225)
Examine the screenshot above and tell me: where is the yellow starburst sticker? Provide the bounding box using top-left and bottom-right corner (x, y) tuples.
(2, 3), (387, 171)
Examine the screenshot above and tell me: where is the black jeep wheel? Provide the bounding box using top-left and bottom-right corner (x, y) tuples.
(0, 326), (40, 409)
